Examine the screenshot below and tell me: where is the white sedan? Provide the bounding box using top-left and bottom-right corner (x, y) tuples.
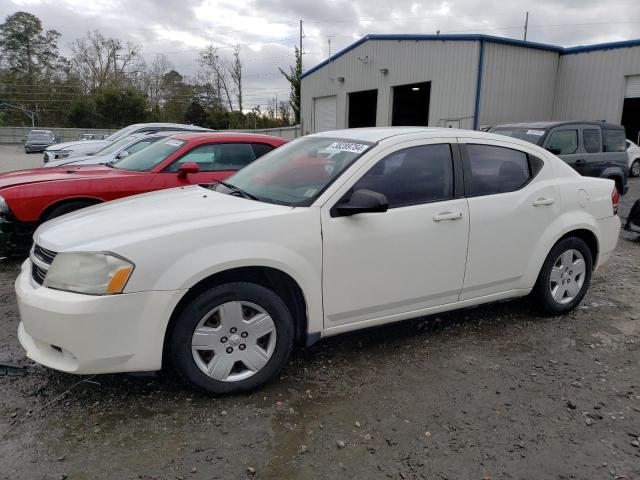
(626, 139), (640, 177)
(16, 128), (621, 394)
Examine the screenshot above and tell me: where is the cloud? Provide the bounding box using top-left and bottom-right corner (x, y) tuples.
(2, 0), (638, 107)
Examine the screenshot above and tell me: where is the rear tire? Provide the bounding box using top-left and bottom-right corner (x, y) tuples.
(533, 237), (593, 315)
(630, 160), (640, 178)
(168, 282), (294, 394)
(43, 201), (96, 221)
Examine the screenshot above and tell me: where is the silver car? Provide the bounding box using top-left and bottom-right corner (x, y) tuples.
(43, 123), (212, 163)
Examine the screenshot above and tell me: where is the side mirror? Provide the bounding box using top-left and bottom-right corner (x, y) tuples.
(545, 146), (562, 155)
(178, 162), (199, 178)
(334, 189), (388, 217)
(116, 150), (129, 160)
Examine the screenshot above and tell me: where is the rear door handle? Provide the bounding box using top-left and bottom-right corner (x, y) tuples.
(532, 197), (555, 206)
(433, 211), (463, 222)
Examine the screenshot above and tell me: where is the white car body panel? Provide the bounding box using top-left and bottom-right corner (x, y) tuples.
(16, 127), (621, 375)
(627, 139), (640, 174)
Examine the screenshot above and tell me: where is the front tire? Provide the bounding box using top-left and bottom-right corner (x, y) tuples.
(533, 237), (593, 315)
(630, 160), (640, 178)
(43, 200), (96, 221)
(168, 282), (294, 394)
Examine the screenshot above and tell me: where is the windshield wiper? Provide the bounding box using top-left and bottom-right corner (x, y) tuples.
(214, 180), (259, 201)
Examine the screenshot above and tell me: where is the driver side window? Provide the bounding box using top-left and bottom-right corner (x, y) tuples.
(166, 143), (257, 172)
(351, 144), (454, 208)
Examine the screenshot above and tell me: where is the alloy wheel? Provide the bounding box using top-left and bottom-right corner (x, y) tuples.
(549, 249), (586, 304)
(191, 301), (277, 382)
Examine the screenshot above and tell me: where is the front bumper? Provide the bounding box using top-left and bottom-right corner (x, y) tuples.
(43, 150), (70, 163)
(0, 214), (36, 256)
(25, 144), (50, 153)
(16, 262), (187, 374)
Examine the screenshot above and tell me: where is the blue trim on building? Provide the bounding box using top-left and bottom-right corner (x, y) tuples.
(300, 34), (640, 79)
(473, 40), (485, 131)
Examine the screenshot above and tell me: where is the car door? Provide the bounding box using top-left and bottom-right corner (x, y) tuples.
(150, 142), (259, 188)
(320, 140), (469, 330)
(458, 139), (561, 300)
(543, 125), (584, 173)
(580, 125), (604, 177)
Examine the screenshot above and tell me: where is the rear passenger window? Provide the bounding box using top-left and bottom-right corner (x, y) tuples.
(603, 129), (626, 152)
(466, 144), (531, 196)
(352, 144), (454, 208)
(547, 130), (578, 155)
(252, 143), (275, 158)
(583, 129), (601, 153)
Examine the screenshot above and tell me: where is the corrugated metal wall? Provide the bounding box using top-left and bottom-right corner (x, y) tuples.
(479, 43), (559, 127)
(301, 40), (480, 133)
(553, 47), (640, 122)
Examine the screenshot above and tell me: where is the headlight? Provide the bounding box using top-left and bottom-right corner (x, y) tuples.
(43, 252), (134, 295)
(0, 195), (9, 216)
(55, 150), (71, 158)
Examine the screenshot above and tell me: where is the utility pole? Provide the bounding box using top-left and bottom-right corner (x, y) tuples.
(523, 11), (529, 42)
(299, 19), (304, 71)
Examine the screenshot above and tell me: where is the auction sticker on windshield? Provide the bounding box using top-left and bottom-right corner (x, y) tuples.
(166, 140), (184, 147)
(526, 130), (546, 136)
(325, 142), (369, 153)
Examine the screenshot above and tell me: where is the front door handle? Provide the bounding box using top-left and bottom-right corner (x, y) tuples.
(433, 211), (463, 222)
(574, 159), (586, 166)
(532, 197), (555, 206)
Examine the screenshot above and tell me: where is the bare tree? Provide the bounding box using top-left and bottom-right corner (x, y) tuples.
(266, 97), (277, 121)
(144, 54), (172, 113)
(199, 45), (233, 111)
(70, 30), (141, 91)
(229, 45), (243, 112)
(278, 100), (291, 125)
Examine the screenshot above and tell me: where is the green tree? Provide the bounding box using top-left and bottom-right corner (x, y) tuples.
(279, 46), (302, 124)
(94, 87), (147, 127)
(68, 97), (98, 127)
(0, 12), (64, 82)
(184, 101), (207, 126)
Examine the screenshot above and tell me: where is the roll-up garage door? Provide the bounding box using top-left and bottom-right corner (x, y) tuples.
(314, 96), (337, 132)
(625, 75), (640, 98)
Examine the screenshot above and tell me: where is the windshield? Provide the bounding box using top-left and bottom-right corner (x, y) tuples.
(104, 125), (139, 142)
(94, 135), (142, 156)
(113, 138), (185, 171)
(221, 137), (374, 206)
(28, 133), (52, 141)
(490, 127), (547, 145)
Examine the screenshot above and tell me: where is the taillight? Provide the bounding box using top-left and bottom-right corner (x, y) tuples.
(612, 186), (619, 216)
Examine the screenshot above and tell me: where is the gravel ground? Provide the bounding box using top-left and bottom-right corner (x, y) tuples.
(0, 149), (638, 479)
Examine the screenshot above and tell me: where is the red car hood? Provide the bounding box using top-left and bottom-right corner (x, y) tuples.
(0, 165), (141, 189)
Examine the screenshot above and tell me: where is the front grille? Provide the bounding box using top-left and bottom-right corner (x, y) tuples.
(31, 244), (57, 286)
(31, 263), (47, 285)
(33, 244), (57, 264)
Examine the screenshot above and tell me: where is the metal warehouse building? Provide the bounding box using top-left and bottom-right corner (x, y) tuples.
(300, 34), (640, 141)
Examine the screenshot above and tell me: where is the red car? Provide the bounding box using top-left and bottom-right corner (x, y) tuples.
(0, 132), (288, 254)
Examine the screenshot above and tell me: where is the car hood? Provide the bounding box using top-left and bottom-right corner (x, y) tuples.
(46, 139), (109, 152)
(36, 186), (292, 252)
(0, 165), (132, 188)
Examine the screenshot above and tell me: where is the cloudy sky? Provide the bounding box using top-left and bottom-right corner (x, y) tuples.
(2, 0), (639, 109)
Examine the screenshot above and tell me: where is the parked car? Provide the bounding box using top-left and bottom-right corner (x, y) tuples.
(625, 199), (640, 234)
(0, 132), (286, 255)
(78, 133), (107, 141)
(43, 123), (213, 163)
(43, 131), (180, 168)
(626, 139), (640, 177)
(24, 130), (59, 153)
(490, 121), (629, 195)
(15, 127), (620, 394)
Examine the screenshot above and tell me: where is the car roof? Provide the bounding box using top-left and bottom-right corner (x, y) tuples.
(309, 127), (523, 143)
(29, 130), (52, 134)
(494, 120), (624, 130)
(166, 131), (288, 143)
(130, 123), (212, 131)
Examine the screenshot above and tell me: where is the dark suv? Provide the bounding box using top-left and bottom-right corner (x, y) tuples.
(490, 121), (629, 195)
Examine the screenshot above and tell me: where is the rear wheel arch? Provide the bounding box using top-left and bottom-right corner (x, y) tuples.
(163, 266), (309, 369)
(554, 229), (599, 271)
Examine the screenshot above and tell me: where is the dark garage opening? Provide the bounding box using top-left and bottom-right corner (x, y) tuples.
(392, 81), (431, 126)
(622, 97), (640, 144)
(348, 89), (378, 128)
